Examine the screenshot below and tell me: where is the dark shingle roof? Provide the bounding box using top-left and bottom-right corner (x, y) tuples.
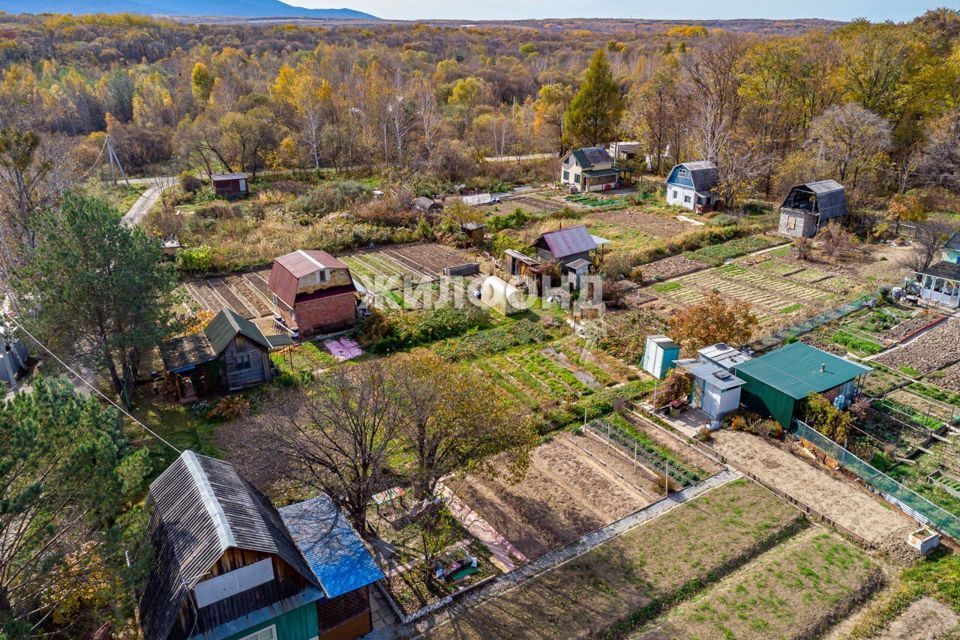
(945, 232), (960, 252)
(920, 260), (960, 280)
(139, 451), (319, 640)
(571, 146), (614, 168)
(204, 309), (271, 354)
(667, 161), (719, 193)
(533, 225), (598, 259)
(159, 333), (217, 373)
(783, 180), (848, 222)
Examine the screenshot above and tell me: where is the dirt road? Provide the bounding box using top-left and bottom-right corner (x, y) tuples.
(122, 177), (176, 227)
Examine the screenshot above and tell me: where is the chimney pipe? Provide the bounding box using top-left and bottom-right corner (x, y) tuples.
(820, 363), (826, 373)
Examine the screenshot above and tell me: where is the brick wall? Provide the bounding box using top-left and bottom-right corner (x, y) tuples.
(294, 293), (357, 336)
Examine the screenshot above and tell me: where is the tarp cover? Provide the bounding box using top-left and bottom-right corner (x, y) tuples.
(279, 496), (384, 599)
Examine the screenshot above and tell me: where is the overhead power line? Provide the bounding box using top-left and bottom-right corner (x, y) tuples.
(1, 310), (181, 454)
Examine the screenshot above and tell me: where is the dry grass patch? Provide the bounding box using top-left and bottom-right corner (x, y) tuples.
(421, 478), (803, 640)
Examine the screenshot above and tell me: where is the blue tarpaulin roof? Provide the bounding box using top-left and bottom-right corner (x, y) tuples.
(279, 496), (384, 599)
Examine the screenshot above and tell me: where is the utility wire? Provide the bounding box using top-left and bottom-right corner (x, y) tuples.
(1, 310), (182, 454)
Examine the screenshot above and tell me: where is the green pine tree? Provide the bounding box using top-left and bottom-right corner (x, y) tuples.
(563, 49), (624, 148)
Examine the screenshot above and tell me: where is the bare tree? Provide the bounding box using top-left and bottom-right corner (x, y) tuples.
(916, 108), (960, 193)
(900, 219), (957, 272)
(806, 103), (892, 189)
(265, 361), (402, 535)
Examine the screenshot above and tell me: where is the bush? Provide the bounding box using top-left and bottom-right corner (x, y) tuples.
(179, 172), (203, 193)
(359, 306), (490, 352)
(488, 208), (529, 232)
(196, 203), (242, 220)
(293, 180), (373, 217)
(206, 395), (250, 420)
(433, 319), (551, 360)
(176, 244), (214, 272)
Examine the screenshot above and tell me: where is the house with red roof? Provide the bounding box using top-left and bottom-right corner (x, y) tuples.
(268, 250), (358, 337)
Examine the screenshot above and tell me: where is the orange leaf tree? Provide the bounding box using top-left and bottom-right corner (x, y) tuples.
(668, 290), (758, 356)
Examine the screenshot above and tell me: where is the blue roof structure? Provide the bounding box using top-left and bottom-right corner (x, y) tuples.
(279, 496), (384, 599)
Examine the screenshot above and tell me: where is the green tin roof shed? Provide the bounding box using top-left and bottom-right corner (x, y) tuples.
(733, 342), (871, 427)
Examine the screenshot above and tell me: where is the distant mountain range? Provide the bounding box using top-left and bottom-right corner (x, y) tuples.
(1, 0), (377, 19)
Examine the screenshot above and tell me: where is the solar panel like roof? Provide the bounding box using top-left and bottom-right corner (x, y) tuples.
(279, 496), (384, 599)
(734, 342), (871, 400)
(534, 225), (598, 259)
(572, 146), (615, 167)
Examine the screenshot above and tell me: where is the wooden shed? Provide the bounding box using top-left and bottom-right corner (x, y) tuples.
(778, 180), (847, 238)
(212, 172), (249, 198)
(159, 309), (291, 402)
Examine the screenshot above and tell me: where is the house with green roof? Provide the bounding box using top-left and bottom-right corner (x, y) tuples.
(159, 308), (292, 403)
(560, 147), (627, 193)
(733, 342), (871, 428)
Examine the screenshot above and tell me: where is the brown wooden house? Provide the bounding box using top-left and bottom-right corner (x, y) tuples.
(269, 250), (358, 337)
(139, 451), (384, 640)
(159, 309), (291, 403)
(212, 172), (249, 198)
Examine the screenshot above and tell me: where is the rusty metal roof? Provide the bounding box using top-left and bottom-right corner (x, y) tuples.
(269, 251), (351, 308)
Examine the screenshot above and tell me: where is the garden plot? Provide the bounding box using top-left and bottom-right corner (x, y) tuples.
(421, 479), (803, 640)
(447, 432), (663, 559)
(710, 430), (915, 549)
(584, 208), (696, 239)
(876, 317), (960, 376)
(887, 438), (960, 519)
(634, 528), (881, 640)
(640, 254), (706, 282)
(475, 346), (596, 410)
(500, 194), (563, 214)
(648, 265), (835, 325)
(342, 243), (475, 309)
(183, 268), (277, 321)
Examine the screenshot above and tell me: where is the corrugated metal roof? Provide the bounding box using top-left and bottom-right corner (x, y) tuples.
(698, 343), (752, 370)
(648, 334), (679, 350)
(734, 342), (871, 401)
(139, 451), (320, 640)
(211, 172), (248, 181)
(204, 308), (271, 354)
(534, 225), (598, 259)
(920, 260), (960, 280)
(279, 497), (384, 599)
(783, 180), (848, 222)
(269, 251), (351, 308)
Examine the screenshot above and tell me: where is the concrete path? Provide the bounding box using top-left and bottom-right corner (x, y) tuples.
(438, 483), (527, 572)
(122, 177), (176, 227)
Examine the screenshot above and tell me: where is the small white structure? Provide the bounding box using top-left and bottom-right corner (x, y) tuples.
(665, 161), (719, 212)
(698, 343), (752, 372)
(907, 528), (940, 555)
(678, 360), (746, 422)
(461, 193), (501, 207)
(641, 335), (680, 380)
(480, 276), (524, 316)
(607, 141), (640, 162)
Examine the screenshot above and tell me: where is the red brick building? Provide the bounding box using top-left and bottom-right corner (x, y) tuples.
(269, 250), (358, 337)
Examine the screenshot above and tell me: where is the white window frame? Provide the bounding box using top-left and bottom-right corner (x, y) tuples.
(238, 625), (277, 640)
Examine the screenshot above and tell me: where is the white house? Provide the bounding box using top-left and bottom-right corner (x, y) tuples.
(560, 147), (626, 193)
(665, 161), (719, 212)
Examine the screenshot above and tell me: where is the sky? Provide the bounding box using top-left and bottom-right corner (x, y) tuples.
(288, 0), (959, 21)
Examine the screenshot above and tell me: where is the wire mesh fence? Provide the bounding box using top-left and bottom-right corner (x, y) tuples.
(793, 419), (960, 539)
(753, 292), (881, 351)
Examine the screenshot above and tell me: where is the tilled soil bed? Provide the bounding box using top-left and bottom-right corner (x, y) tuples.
(876, 317), (960, 375)
(448, 432), (661, 558)
(640, 254), (706, 282)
